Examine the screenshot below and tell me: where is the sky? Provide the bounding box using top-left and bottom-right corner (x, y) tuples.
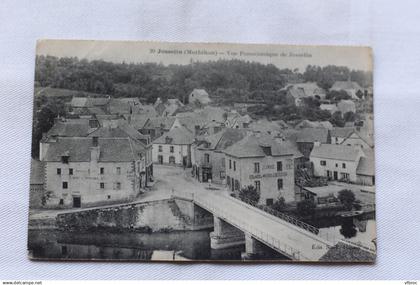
(36, 40), (373, 72)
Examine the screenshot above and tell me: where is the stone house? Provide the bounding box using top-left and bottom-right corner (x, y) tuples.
(224, 135), (302, 205)
(152, 125), (195, 167)
(192, 128), (248, 184)
(40, 136), (146, 208)
(310, 144), (374, 185)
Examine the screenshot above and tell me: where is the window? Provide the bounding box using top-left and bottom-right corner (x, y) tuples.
(226, 175), (230, 186)
(229, 159), (232, 169)
(61, 156), (69, 164)
(341, 173), (350, 180)
(204, 153), (210, 163)
(320, 161), (326, 166)
(116, 182), (121, 190)
(100, 167), (104, 175)
(233, 161), (236, 171)
(254, 180), (261, 192)
(69, 168), (73, 175)
(107, 195), (111, 199)
(277, 178), (283, 190)
(220, 171), (225, 179)
(57, 168), (61, 175)
(342, 163), (346, 169)
(100, 183), (105, 189)
(116, 167), (121, 175)
(59, 199), (64, 205)
(170, 146), (174, 153)
(158, 145), (162, 152)
(254, 162), (260, 173)
(169, 156), (175, 164)
(277, 161), (283, 171)
(336, 163), (338, 167)
(62, 182), (68, 189)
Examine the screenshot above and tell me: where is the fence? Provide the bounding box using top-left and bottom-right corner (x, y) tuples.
(171, 190), (305, 260)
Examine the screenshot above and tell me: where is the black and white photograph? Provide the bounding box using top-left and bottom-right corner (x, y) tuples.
(27, 40), (375, 262)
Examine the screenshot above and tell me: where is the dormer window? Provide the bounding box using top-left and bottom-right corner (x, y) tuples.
(61, 156), (69, 164)
(165, 136), (172, 144)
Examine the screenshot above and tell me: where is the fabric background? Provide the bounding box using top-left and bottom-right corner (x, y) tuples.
(0, 0), (419, 280)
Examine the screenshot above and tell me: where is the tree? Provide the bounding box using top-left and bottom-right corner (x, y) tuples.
(330, 111), (345, 127)
(238, 185), (260, 204)
(271, 197), (286, 212)
(343, 111), (356, 122)
(296, 199), (316, 217)
(338, 189), (356, 210)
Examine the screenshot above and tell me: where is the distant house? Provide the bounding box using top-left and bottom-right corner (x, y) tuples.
(295, 120), (333, 130)
(320, 103), (338, 114)
(330, 81), (364, 100)
(225, 113), (252, 129)
(108, 98), (142, 115)
(337, 100), (356, 114)
(248, 119), (288, 137)
(310, 144), (375, 185)
(341, 130), (374, 149)
(330, 127), (355, 144)
(192, 128), (248, 184)
(189, 89), (211, 106)
(152, 125), (195, 167)
(155, 98), (184, 117)
(289, 128), (331, 159)
(284, 82), (326, 106)
(140, 117), (177, 140)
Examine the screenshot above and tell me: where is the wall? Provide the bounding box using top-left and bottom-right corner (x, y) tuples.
(56, 198), (213, 232)
(310, 156), (359, 182)
(44, 160), (140, 208)
(29, 184), (44, 209)
(193, 147), (226, 184)
(152, 143), (191, 166)
(225, 154), (295, 204)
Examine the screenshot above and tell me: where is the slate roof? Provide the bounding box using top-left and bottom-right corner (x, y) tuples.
(46, 120), (96, 138)
(295, 120), (333, 130)
(286, 82), (326, 97)
(310, 144), (361, 161)
(294, 128), (330, 143)
(198, 128), (248, 151)
(331, 81), (362, 91)
(144, 117), (176, 130)
(153, 125), (195, 145)
(30, 159), (44, 185)
(331, 127), (356, 138)
(88, 124), (148, 147)
(43, 137), (143, 162)
(224, 134), (302, 158)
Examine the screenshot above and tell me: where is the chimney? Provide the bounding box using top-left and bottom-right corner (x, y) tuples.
(92, 136), (99, 147)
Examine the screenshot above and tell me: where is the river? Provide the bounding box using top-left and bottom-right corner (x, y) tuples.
(28, 216), (376, 261)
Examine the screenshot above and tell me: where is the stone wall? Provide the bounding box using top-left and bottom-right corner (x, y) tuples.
(56, 198), (213, 232)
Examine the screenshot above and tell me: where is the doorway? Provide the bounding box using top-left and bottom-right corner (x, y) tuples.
(333, 171), (338, 180)
(73, 196), (81, 208)
(158, 155), (163, 164)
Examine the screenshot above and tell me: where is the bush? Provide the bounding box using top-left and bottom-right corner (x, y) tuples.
(238, 185), (260, 204)
(271, 197), (286, 212)
(338, 189), (356, 210)
(296, 199), (316, 217)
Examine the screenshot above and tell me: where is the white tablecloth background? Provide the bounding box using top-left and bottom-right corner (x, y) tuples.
(0, 0), (419, 280)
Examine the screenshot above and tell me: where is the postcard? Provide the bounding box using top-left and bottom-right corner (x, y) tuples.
(28, 40), (375, 262)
